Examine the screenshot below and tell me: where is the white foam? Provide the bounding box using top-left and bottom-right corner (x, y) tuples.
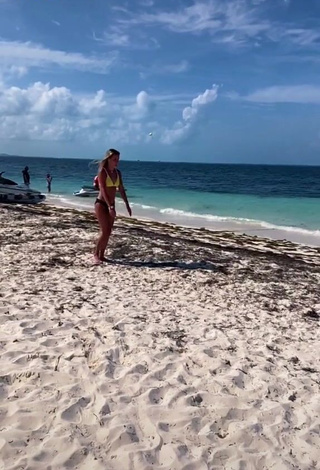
(45, 195), (320, 246)
(160, 207), (254, 223)
(46, 194), (94, 211)
(159, 207), (320, 237)
(131, 202), (157, 210)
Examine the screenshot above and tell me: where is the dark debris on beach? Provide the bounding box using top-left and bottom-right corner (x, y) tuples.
(1, 203), (320, 289)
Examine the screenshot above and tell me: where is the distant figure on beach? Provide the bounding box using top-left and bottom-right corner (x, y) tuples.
(22, 166), (30, 187)
(94, 148), (132, 264)
(46, 173), (52, 193)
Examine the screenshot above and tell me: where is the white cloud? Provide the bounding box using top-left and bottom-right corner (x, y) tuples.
(117, 1), (269, 44)
(281, 28), (320, 46)
(231, 85), (320, 104)
(0, 40), (117, 73)
(0, 81), (158, 143)
(0, 82), (77, 116)
(136, 90), (151, 110)
(92, 28), (159, 50)
(0, 81), (219, 145)
(0, 64), (28, 89)
(52, 20), (61, 27)
(79, 90), (108, 115)
(161, 84), (218, 144)
(161, 122), (192, 144)
(7, 65), (28, 78)
(124, 91), (155, 121)
(267, 26), (320, 47)
(138, 2), (222, 33)
(93, 31), (131, 47)
(182, 86), (218, 120)
(113, 0), (320, 49)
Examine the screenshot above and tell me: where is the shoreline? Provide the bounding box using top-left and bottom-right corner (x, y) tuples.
(46, 194), (320, 248)
(1, 203), (319, 470)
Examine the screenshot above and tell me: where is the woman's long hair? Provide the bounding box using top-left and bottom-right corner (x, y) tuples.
(88, 149), (120, 175)
(99, 148), (120, 170)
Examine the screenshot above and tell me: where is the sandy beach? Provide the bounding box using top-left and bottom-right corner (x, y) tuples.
(0, 203), (320, 470)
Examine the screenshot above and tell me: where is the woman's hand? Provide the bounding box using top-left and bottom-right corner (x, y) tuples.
(126, 204), (132, 217)
(109, 207), (116, 218)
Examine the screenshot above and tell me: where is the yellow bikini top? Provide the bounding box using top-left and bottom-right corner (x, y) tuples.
(104, 168), (120, 188)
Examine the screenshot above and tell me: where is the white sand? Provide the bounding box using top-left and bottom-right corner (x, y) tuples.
(0, 204), (320, 470)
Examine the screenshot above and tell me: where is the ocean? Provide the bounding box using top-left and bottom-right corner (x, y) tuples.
(1, 155), (320, 246)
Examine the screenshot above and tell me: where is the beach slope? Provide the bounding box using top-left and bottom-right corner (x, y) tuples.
(0, 204), (319, 470)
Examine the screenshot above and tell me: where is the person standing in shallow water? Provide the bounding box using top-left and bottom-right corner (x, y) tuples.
(22, 166), (30, 187)
(94, 149), (132, 264)
(46, 173), (52, 193)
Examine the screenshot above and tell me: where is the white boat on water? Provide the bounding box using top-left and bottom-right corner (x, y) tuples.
(73, 185), (126, 198)
(73, 185), (99, 198)
(0, 172), (46, 204)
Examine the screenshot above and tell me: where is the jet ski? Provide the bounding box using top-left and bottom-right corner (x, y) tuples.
(73, 185), (99, 197)
(73, 185), (127, 198)
(0, 172), (46, 204)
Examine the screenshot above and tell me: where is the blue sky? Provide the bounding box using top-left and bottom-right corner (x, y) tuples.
(0, 0), (320, 164)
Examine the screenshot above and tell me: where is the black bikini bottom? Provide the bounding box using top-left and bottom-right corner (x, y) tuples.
(95, 198), (109, 211)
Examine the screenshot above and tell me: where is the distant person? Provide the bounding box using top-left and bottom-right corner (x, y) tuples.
(94, 148), (132, 264)
(22, 166), (30, 187)
(46, 173), (52, 193)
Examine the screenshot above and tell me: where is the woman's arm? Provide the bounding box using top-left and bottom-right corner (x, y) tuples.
(118, 171), (132, 216)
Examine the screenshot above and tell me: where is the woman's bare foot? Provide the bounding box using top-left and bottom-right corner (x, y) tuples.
(93, 255), (102, 265)
(99, 256), (109, 262)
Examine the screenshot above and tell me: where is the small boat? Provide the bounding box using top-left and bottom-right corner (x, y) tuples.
(73, 185), (99, 198)
(73, 185), (127, 198)
(0, 172), (46, 204)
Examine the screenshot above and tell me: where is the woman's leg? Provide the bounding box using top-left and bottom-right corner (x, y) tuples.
(99, 215), (115, 260)
(94, 203), (114, 261)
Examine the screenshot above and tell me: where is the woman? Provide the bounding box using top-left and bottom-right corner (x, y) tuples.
(94, 149), (132, 264)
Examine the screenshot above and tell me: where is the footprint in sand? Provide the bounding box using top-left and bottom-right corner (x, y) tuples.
(177, 444), (189, 457)
(129, 363), (148, 375)
(61, 396), (91, 423)
(99, 402), (111, 416)
(149, 387), (165, 405)
(115, 423), (140, 445)
(40, 338), (57, 347)
(158, 422), (170, 432)
(64, 448), (89, 468)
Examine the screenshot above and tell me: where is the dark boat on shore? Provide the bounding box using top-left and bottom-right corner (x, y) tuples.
(0, 172), (46, 204)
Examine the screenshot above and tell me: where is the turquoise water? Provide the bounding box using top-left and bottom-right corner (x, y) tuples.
(125, 187), (320, 231)
(1, 155), (320, 244)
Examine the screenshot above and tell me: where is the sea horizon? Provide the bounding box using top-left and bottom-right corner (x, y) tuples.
(1, 153), (320, 167)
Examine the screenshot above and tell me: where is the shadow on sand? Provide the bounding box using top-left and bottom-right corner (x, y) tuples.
(105, 258), (229, 273)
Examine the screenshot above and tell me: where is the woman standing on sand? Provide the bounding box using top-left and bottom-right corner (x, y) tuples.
(94, 149), (132, 264)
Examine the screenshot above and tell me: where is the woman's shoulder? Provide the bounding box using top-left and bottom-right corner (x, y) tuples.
(98, 167), (107, 178)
